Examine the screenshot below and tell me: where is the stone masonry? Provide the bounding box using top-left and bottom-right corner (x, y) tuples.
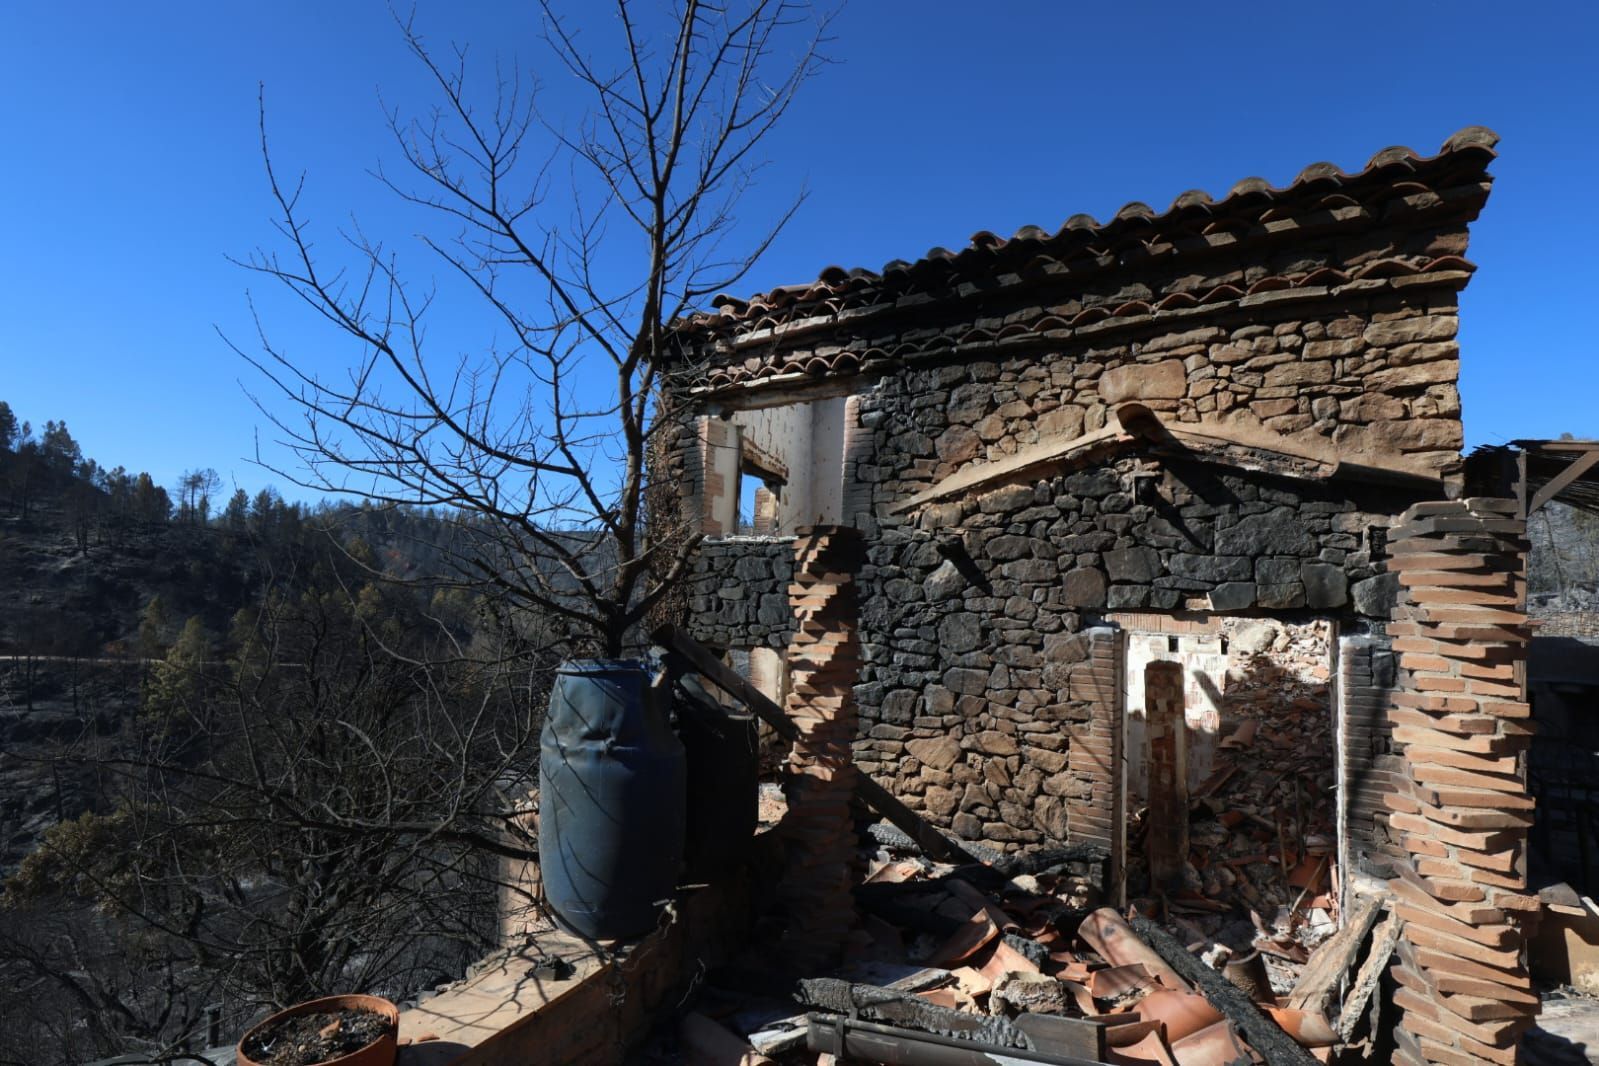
(664, 130), (1499, 864)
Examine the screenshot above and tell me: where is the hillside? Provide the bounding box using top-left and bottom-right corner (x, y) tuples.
(0, 400), (495, 871)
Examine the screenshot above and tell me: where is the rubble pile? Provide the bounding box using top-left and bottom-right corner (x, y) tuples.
(1182, 678), (1337, 963)
(647, 828), (1403, 1066)
(1124, 626), (1341, 994)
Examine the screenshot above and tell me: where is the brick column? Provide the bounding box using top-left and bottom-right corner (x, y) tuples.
(1383, 499), (1540, 1066)
(698, 418), (735, 534)
(777, 525), (865, 971)
(1144, 660), (1188, 888)
(1339, 634), (1403, 880)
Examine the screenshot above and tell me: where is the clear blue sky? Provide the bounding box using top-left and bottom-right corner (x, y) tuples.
(1, 1), (1595, 501)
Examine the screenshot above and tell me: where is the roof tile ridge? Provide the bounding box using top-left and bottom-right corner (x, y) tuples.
(678, 126), (1498, 338)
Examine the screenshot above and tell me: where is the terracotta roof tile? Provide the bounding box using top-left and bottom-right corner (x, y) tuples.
(676, 127), (1498, 385)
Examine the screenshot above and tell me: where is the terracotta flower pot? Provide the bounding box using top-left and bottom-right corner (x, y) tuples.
(236, 993), (399, 1066)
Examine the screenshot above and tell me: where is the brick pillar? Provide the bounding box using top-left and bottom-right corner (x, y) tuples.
(1144, 660), (1188, 888)
(1339, 634), (1403, 881)
(839, 393), (875, 532)
(777, 525), (865, 971)
(699, 418), (735, 534)
(1383, 499), (1540, 1066)
(752, 485), (778, 534)
(1067, 626), (1123, 878)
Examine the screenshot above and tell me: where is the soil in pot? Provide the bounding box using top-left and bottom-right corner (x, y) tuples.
(239, 1006), (393, 1066)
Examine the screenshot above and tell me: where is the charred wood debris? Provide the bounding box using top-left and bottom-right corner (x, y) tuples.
(636, 626), (1400, 1065)
(644, 827), (1400, 1066)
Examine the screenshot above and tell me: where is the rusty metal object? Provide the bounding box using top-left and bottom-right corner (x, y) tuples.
(806, 1014), (1104, 1066)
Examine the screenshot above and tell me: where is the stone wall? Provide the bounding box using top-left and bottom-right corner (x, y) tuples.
(684, 536), (795, 650)
(655, 132), (1494, 858)
(843, 454), (1417, 853)
(851, 292), (1465, 509)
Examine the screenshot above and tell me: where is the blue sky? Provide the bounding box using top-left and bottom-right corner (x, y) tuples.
(1, 1), (1595, 501)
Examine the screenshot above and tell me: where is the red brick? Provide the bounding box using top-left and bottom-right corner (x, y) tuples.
(1400, 653), (1454, 672)
(1388, 707), (1500, 735)
(1414, 675), (1469, 693)
(1465, 679), (1523, 699)
(1421, 858), (1525, 891)
(1407, 587), (1520, 606)
(1417, 784), (1536, 811)
(1432, 973), (1540, 1006)
(1393, 692), (1481, 713)
(1384, 792), (1423, 816)
(1390, 876), (1503, 923)
(1390, 811), (1513, 853)
(1409, 763), (1525, 794)
(1386, 552), (1494, 570)
(1437, 992), (1534, 1023)
(1454, 846), (1523, 878)
(1459, 661), (1517, 681)
(1401, 833), (1451, 858)
(1425, 607), (1525, 625)
(1399, 988), (1527, 1051)
(1397, 569), (1517, 588)
(1486, 891), (1540, 912)
(1474, 700), (1531, 719)
(1412, 947), (1532, 990)
(1405, 923), (1521, 969)
(1418, 1036), (1516, 1066)
(1403, 746), (1519, 776)
(1391, 724), (1522, 756)
(1394, 903), (1517, 949)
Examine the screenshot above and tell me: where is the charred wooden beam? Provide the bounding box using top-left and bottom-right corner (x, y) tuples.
(1285, 896), (1381, 1018)
(797, 977), (1032, 1049)
(1528, 448), (1599, 516)
(1128, 916), (1320, 1066)
(806, 1013), (1105, 1066)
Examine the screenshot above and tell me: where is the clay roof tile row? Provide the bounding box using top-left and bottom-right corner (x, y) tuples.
(685, 127), (1498, 335)
(694, 253), (1476, 389)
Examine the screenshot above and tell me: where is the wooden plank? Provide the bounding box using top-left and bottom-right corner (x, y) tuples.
(1285, 895), (1382, 1016)
(1529, 449), (1599, 515)
(1338, 909), (1403, 1042)
(654, 624), (978, 864)
(1129, 916), (1321, 1066)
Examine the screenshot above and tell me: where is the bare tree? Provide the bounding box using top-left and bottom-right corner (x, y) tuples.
(3, 570), (557, 1061)
(229, 1), (833, 655)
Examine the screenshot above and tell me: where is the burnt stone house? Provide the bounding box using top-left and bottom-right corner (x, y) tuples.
(653, 127), (1539, 1061)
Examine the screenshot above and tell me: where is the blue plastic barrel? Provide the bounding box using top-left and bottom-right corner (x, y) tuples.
(539, 660), (686, 939)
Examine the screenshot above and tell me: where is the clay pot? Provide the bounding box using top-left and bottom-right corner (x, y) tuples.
(236, 994), (399, 1066)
